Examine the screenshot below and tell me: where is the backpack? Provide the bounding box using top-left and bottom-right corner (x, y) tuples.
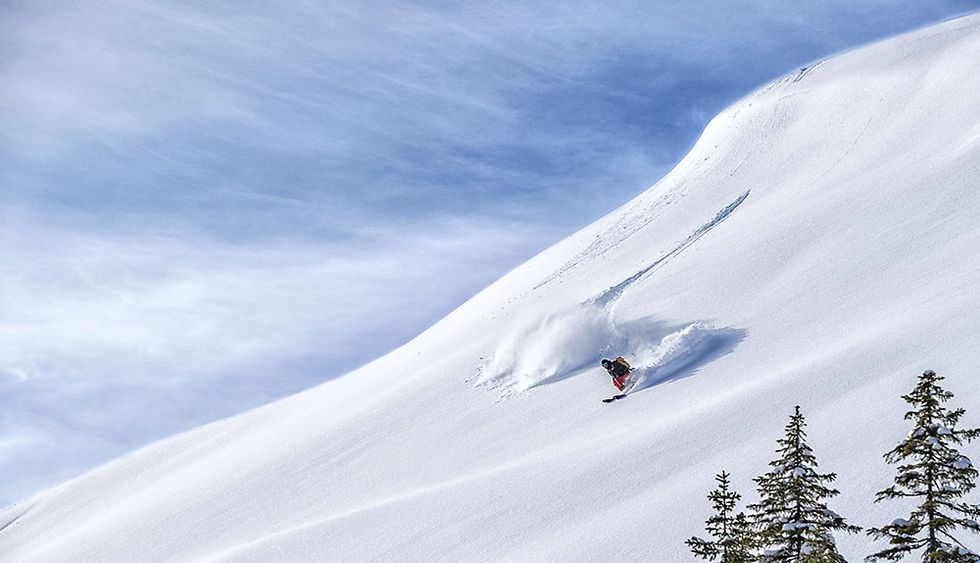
(614, 356), (631, 370)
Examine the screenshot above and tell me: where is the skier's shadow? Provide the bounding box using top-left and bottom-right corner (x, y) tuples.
(627, 326), (747, 394)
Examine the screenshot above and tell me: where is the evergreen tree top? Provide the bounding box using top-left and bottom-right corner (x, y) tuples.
(708, 471), (741, 514)
(759, 406), (829, 482)
(899, 370), (980, 444)
(688, 471), (755, 562)
(868, 370), (980, 562)
(749, 406), (859, 562)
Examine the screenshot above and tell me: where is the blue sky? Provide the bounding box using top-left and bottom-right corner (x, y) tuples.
(1, 1), (976, 504)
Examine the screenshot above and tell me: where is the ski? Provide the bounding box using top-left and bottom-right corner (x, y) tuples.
(602, 394), (627, 403)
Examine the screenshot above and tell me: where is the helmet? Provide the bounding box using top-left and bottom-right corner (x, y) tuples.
(601, 359), (612, 369)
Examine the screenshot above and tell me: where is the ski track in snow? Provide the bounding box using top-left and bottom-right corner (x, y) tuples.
(592, 190), (750, 309)
(0, 504), (31, 534)
(792, 59), (827, 83)
(532, 190), (681, 290)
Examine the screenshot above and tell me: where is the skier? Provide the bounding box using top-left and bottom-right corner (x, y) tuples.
(601, 357), (633, 392)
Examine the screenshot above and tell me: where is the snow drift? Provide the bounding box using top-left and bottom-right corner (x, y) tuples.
(5, 12), (980, 562)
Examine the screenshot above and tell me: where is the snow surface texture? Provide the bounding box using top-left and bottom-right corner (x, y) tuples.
(5, 13), (980, 562)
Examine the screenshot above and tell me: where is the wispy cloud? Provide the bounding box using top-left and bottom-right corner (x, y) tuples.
(1, 0), (975, 503)
(0, 214), (546, 499)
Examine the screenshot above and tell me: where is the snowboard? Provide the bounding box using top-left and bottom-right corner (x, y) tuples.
(602, 393), (627, 403)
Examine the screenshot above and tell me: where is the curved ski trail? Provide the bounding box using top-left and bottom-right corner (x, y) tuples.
(592, 190), (750, 310)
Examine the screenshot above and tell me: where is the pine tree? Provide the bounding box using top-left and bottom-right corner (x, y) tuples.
(866, 370), (980, 562)
(749, 406), (861, 562)
(687, 471), (757, 562)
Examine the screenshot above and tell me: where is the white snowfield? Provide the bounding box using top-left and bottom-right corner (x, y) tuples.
(5, 13), (980, 562)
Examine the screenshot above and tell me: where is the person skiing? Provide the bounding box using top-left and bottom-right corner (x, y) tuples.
(601, 357), (633, 392)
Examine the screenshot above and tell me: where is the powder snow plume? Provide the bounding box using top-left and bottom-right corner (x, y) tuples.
(477, 304), (620, 392)
(477, 301), (722, 393)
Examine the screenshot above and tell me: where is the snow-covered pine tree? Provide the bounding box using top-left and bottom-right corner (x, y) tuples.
(748, 406), (860, 562)
(866, 370), (980, 562)
(687, 470), (756, 562)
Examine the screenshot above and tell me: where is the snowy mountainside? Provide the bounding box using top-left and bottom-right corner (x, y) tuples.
(4, 13), (980, 562)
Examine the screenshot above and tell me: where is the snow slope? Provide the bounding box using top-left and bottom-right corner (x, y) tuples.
(5, 13), (980, 562)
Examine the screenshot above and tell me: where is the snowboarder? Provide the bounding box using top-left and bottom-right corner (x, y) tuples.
(601, 357), (633, 392)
